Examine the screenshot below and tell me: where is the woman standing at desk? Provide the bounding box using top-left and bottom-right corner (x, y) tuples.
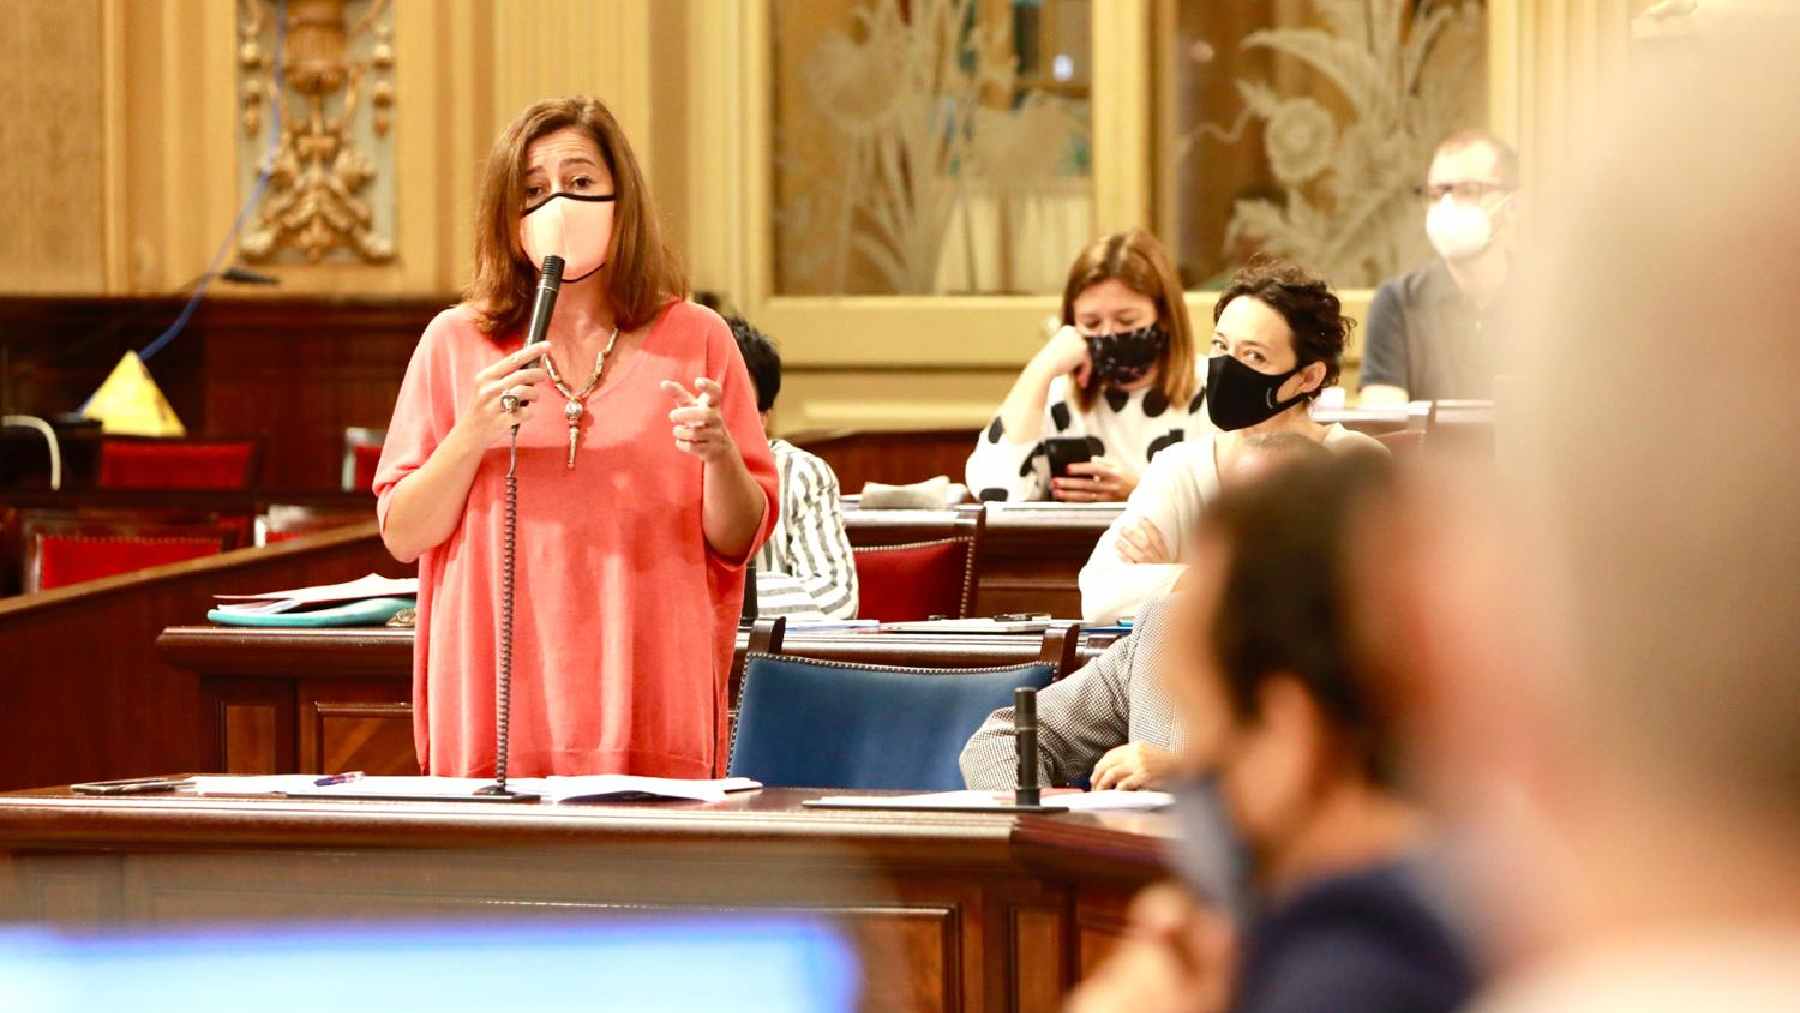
(374, 96), (777, 779)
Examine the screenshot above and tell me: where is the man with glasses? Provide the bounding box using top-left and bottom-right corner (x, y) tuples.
(1360, 130), (1519, 405)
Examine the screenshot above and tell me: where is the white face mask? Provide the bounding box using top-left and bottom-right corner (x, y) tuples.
(1426, 196), (1503, 261)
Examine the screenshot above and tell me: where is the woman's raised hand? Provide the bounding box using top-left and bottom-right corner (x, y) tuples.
(456, 341), (550, 445)
(663, 377), (736, 462)
(1032, 324), (1094, 388)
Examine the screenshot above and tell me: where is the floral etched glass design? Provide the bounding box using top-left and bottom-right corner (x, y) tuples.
(773, 0), (1095, 295)
(1157, 0), (1487, 289)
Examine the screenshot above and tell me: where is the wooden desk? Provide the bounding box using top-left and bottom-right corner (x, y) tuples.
(155, 625), (1118, 777)
(0, 782), (1171, 1012)
(978, 505), (1118, 617)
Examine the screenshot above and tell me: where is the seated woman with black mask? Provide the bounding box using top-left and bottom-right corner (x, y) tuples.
(1078, 257), (1384, 622)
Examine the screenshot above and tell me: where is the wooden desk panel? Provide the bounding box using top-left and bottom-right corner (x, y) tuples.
(155, 625), (1116, 777)
(0, 784), (1172, 1012)
(979, 506), (1118, 618)
(0, 523), (412, 791)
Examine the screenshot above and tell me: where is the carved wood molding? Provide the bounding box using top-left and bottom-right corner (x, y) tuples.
(237, 0), (396, 264)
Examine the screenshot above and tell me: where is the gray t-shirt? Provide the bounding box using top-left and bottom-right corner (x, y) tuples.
(1362, 259), (1504, 400)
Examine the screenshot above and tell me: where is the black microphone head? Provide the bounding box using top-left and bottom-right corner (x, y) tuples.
(540, 255), (565, 288)
(218, 265), (280, 285)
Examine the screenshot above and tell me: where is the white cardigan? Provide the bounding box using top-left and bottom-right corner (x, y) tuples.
(1078, 424), (1388, 622)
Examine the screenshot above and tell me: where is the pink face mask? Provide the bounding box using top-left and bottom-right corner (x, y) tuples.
(519, 192), (616, 283)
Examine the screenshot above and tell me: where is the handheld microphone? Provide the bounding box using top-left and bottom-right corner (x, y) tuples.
(503, 254), (564, 429)
(526, 254), (565, 348)
(475, 253), (563, 804)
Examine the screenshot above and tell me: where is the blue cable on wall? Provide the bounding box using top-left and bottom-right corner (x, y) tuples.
(139, 0), (287, 364)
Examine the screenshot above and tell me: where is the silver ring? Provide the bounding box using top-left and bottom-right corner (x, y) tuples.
(500, 394), (520, 414)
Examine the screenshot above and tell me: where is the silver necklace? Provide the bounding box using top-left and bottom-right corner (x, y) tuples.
(542, 327), (620, 469)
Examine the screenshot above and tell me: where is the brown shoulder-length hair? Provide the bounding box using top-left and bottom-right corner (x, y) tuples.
(465, 96), (686, 340)
(1060, 229), (1197, 412)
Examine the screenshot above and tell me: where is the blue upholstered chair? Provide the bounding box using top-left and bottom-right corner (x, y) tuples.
(728, 654), (1055, 790)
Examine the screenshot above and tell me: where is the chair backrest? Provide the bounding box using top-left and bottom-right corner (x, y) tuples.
(21, 510), (243, 593)
(255, 503), (374, 547)
(343, 427), (387, 493)
(851, 536), (977, 621)
(97, 437), (261, 491)
(728, 653), (1055, 790)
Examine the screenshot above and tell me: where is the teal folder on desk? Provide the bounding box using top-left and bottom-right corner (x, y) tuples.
(207, 596), (414, 628)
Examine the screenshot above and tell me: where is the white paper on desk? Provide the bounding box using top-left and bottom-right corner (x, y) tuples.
(1060, 789), (1173, 812)
(780, 619), (881, 632)
(876, 618), (1052, 634)
(985, 501), (1123, 513)
(283, 776), (496, 798)
(809, 789), (1171, 811)
(213, 573), (419, 606)
(809, 790), (1010, 809)
(189, 775), (323, 795)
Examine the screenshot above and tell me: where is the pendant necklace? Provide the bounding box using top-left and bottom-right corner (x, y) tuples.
(542, 326), (621, 469)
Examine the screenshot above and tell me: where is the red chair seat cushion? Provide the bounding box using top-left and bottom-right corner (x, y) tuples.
(852, 538), (972, 622)
(351, 443), (383, 494)
(99, 440), (257, 490)
(36, 534), (226, 591)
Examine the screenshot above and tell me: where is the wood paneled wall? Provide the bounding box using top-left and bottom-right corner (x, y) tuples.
(0, 295), (444, 491)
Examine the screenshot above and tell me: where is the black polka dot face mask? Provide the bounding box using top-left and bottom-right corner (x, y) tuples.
(1084, 323), (1169, 388)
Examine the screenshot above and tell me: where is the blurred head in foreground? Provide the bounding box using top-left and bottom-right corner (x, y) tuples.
(1168, 451), (1420, 898)
(1078, 451), (1478, 1013)
(1369, 17), (1800, 1004)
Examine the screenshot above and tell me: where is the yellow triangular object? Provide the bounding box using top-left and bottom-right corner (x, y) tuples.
(81, 352), (186, 436)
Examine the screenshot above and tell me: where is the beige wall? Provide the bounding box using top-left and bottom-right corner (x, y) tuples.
(0, 0), (1642, 434)
(0, 0), (674, 298)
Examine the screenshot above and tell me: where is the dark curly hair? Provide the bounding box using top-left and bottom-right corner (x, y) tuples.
(1213, 256), (1352, 400)
(725, 314), (781, 414)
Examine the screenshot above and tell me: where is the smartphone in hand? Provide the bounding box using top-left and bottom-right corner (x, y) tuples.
(1044, 436), (1100, 479)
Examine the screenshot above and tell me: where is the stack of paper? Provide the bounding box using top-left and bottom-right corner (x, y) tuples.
(212, 573), (420, 617)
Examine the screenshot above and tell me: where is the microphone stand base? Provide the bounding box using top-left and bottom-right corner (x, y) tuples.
(474, 783), (542, 803)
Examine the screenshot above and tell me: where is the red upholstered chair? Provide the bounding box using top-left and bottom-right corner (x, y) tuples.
(852, 538), (978, 621)
(97, 436), (261, 491)
(21, 511), (241, 593)
(254, 503), (373, 547)
(844, 504), (984, 621)
(343, 427), (386, 494)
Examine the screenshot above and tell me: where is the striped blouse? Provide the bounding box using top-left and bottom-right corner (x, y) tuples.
(752, 439), (859, 619)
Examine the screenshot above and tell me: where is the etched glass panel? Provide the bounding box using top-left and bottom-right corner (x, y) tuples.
(772, 0), (1095, 295)
(1155, 0), (1487, 288)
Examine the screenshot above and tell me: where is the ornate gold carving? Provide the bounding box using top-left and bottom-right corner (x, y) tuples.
(236, 0), (395, 264)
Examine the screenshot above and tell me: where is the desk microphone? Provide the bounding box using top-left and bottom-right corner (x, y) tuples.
(478, 254), (563, 803)
(1014, 686), (1040, 807)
